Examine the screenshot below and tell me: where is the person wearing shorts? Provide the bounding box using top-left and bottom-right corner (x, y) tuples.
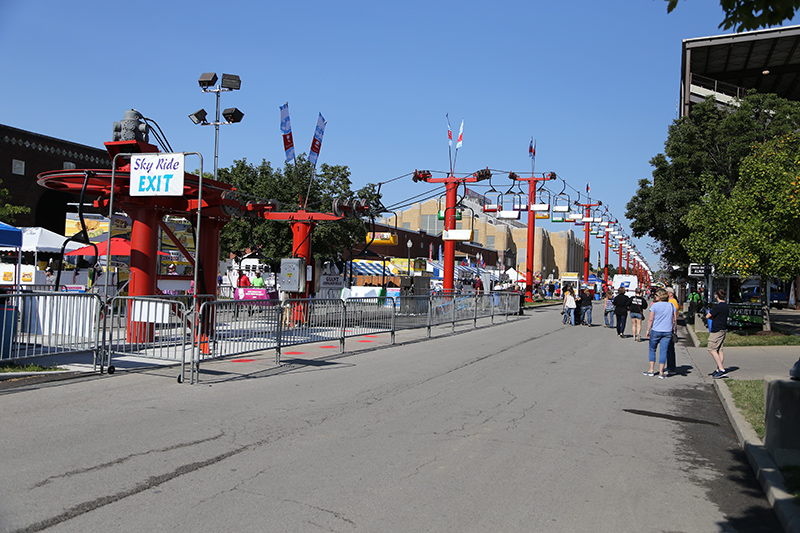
(706, 289), (730, 379)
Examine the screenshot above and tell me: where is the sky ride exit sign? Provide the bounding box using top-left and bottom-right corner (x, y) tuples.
(129, 153), (185, 196)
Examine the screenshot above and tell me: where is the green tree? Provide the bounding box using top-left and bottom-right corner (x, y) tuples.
(666, 0), (800, 31)
(685, 132), (800, 330)
(0, 177), (29, 224)
(626, 92), (800, 268)
(216, 156), (380, 269)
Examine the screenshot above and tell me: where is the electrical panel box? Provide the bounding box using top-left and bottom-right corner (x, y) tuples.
(279, 258), (306, 293)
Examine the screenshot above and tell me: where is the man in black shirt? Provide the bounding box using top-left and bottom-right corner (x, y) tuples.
(706, 289), (730, 378)
(613, 287), (631, 337)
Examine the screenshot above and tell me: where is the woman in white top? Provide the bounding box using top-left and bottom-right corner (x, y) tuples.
(563, 287), (577, 326)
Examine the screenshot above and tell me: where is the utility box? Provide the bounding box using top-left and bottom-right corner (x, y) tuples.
(764, 377), (800, 467)
(279, 258), (306, 293)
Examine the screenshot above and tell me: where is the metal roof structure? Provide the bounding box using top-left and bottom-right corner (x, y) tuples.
(680, 25), (800, 117)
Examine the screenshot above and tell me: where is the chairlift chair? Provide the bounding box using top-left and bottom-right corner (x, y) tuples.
(442, 205), (475, 241)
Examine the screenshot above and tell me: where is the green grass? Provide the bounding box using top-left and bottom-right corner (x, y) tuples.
(693, 326), (800, 347)
(0, 362), (64, 373)
(727, 379), (766, 440)
(781, 466), (800, 500)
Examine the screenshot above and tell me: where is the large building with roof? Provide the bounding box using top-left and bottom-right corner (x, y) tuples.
(681, 25), (800, 117)
(0, 124), (110, 232)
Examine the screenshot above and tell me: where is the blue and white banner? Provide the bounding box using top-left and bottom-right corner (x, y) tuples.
(309, 113), (327, 166)
(280, 103), (295, 162)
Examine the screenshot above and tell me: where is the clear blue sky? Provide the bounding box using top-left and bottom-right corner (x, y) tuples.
(2, 0), (793, 272)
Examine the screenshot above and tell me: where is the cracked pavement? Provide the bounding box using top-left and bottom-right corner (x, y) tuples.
(0, 304), (782, 532)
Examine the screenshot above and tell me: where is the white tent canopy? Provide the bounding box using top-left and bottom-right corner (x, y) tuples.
(0, 227), (82, 253)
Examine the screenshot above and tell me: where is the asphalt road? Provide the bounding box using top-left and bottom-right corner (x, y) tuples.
(0, 304), (782, 532)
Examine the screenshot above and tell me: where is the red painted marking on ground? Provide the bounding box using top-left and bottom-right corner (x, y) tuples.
(363, 335), (378, 338)
(284, 351), (306, 355)
(357, 340), (374, 343)
(230, 359), (256, 363)
(319, 345), (338, 349)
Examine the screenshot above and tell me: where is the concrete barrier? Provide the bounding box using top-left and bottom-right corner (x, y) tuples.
(765, 376), (800, 467)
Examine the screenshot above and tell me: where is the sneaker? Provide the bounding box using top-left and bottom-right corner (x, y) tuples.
(643, 371), (655, 377)
(712, 369), (728, 379)
(658, 373), (667, 379)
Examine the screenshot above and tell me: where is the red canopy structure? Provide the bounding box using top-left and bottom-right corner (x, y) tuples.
(65, 237), (169, 257)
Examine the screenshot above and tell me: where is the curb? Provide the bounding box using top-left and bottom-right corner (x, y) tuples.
(714, 379), (800, 533)
(684, 321), (800, 531)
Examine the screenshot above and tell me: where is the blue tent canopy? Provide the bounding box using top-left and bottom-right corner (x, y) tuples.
(0, 221), (22, 248)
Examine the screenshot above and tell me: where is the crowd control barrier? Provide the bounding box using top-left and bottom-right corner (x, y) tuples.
(0, 290), (520, 384)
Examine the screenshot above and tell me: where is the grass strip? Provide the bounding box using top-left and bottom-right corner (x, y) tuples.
(0, 362), (65, 373)
(693, 326), (800, 347)
(727, 379), (766, 439)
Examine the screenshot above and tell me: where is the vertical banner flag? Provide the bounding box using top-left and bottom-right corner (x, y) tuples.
(586, 182), (590, 195)
(309, 113), (327, 166)
(279, 103), (295, 162)
(429, 242), (433, 261)
(529, 138), (536, 159)
(456, 120), (464, 149)
(447, 114), (453, 146)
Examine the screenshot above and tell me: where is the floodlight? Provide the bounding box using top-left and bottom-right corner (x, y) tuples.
(222, 107), (244, 123)
(198, 73), (218, 88)
(189, 109), (208, 125)
(221, 74), (241, 90)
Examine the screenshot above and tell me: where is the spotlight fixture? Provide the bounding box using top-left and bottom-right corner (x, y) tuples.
(188, 109), (208, 125)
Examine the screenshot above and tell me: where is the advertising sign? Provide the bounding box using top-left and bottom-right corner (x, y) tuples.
(129, 153), (185, 196)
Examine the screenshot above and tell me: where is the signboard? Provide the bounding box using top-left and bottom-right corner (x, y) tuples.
(129, 153), (185, 196)
(688, 263), (713, 278)
(727, 303), (763, 327)
(320, 274), (344, 289)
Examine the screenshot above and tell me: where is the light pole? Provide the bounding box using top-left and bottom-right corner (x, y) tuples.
(407, 239), (413, 275)
(189, 73), (244, 181)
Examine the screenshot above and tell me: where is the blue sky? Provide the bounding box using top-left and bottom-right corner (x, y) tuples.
(2, 0), (793, 272)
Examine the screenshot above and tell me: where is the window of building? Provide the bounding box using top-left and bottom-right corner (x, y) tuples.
(486, 235), (495, 249)
(402, 222), (411, 230)
(11, 160), (24, 176)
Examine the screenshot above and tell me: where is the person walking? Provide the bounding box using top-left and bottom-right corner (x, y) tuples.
(629, 288), (648, 341)
(252, 271), (265, 288)
(665, 287), (680, 373)
(613, 286), (631, 337)
(580, 288), (593, 326)
(706, 289), (730, 378)
(644, 288), (677, 379)
(563, 287), (577, 326)
(603, 290), (615, 329)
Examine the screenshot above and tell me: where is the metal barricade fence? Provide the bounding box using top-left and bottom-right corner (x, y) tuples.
(196, 297), (281, 364)
(104, 296), (190, 373)
(0, 292), (102, 365)
(394, 296), (430, 331)
(280, 298), (344, 351)
(343, 297), (394, 339)
(0, 289), (523, 382)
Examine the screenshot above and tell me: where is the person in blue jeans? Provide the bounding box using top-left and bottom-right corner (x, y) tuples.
(603, 290), (615, 328)
(579, 288), (593, 326)
(613, 287), (630, 337)
(563, 287), (577, 325)
(644, 289), (677, 379)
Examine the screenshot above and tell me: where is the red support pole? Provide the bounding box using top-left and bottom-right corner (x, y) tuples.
(443, 180), (458, 293)
(604, 230), (609, 287)
(525, 180), (536, 302)
(574, 200), (600, 285)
